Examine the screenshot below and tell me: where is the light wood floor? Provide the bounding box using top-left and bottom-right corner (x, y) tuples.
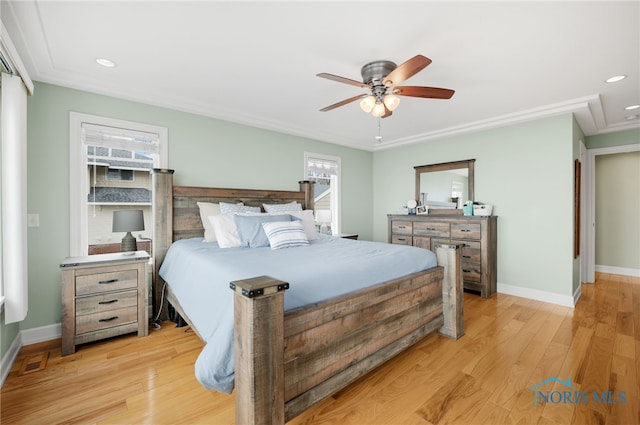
(2, 272), (638, 424)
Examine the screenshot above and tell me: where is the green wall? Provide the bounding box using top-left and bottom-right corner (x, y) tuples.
(8, 81), (373, 344)
(586, 128), (640, 149)
(595, 151), (640, 268)
(373, 115), (576, 296)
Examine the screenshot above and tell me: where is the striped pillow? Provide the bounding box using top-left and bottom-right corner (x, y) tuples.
(262, 221), (309, 250)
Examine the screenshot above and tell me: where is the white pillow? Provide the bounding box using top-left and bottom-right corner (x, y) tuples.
(262, 221), (309, 250)
(219, 202), (260, 214)
(263, 201), (303, 213)
(208, 214), (241, 248)
(197, 202), (221, 242)
(288, 210), (318, 240)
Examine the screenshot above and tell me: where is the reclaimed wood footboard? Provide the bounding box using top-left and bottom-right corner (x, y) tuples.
(230, 243), (463, 425)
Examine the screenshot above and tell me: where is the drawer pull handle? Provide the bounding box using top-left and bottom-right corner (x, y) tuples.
(98, 316), (118, 322)
(98, 299), (118, 305)
(463, 269), (472, 273)
(460, 229), (471, 232)
(463, 255), (471, 259)
(398, 226), (407, 229)
(397, 238), (406, 241)
(426, 227), (436, 231)
(98, 278), (118, 284)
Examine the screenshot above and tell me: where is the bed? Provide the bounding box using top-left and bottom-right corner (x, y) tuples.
(151, 169), (464, 425)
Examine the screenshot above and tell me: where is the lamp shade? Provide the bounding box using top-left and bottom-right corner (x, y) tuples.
(112, 210), (145, 232)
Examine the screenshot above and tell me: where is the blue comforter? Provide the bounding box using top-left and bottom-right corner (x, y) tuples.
(158, 235), (437, 392)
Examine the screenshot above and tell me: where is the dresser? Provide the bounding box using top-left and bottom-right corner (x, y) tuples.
(388, 214), (497, 298)
(60, 251), (149, 356)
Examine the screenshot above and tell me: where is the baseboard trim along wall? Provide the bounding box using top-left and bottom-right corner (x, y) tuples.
(497, 282), (579, 308)
(1, 331), (22, 388)
(595, 265), (640, 277)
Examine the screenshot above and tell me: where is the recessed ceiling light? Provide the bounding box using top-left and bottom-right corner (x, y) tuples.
(96, 58), (116, 68)
(624, 104), (640, 110)
(605, 75), (626, 83)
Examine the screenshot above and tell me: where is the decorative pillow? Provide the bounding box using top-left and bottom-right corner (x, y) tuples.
(287, 210), (318, 240)
(233, 214), (292, 248)
(219, 202), (261, 214)
(262, 221), (309, 250)
(262, 201), (303, 213)
(208, 214), (242, 248)
(197, 202), (221, 242)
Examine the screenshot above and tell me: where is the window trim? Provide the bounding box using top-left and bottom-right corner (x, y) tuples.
(69, 113), (168, 256)
(304, 152), (341, 235)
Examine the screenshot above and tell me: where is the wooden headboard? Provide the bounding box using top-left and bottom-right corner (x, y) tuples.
(151, 169), (314, 319)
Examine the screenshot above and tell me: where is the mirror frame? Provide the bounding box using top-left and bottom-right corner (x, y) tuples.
(414, 159), (476, 210)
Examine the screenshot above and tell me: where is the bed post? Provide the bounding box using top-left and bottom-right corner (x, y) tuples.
(152, 168), (174, 321)
(435, 242), (465, 340)
(230, 276), (289, 425)
(298, 180), (314, 211)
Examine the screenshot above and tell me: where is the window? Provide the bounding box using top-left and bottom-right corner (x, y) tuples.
(70, 113), (168, 256)
(304, 152), (341, 235)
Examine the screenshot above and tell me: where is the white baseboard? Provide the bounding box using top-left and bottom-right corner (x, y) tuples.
(497, 282), (577, 308)
(595, 265), (640, 277)
(1, 330), (22, 388)
(21, 323), (61, 345)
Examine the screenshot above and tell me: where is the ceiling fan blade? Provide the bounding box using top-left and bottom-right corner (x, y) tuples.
(320, 94), (367, 112)
(383, 55), (432, 87)
(392, 86), (455, 99)
(317, 73), (371, 89)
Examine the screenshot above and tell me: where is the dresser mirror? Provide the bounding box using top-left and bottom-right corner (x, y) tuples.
(414, 159), (475, 212)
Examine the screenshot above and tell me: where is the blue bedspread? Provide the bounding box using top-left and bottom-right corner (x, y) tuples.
(158, 235), (437, 392)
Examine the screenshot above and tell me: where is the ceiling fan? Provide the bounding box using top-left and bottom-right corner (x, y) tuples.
(317, 55), (455, 118)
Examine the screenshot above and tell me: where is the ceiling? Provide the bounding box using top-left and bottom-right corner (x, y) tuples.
(2, 1), (639, 151)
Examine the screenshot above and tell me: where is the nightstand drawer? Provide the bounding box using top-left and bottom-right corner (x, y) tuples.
(461, 263), (481, 283)
(76, 269), (138, 296)
(76, 290), (138, 316)
(451, 223), (481, 240)
(76, 306), (138, 334)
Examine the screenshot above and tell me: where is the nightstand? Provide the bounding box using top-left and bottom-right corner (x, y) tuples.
(335, 233), (358, 240)
(60, 251), (150, 356)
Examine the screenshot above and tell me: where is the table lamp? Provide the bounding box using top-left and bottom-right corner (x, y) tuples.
(112, 210), (145, 252)
(315, 209), (332, 235)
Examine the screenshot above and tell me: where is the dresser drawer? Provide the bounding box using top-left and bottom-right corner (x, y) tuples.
(76, 306), (138, 335)
(76, 290), (138, 316)
(451, 223), (481, 240)
(391, 235), (413, 245)
(413, 236), (432, 250)
(461, 263), (482, 283)
(391, 221), (413, 235)
(76, 269), (138, 296)
(414, 221), (450, 237)
(452, 239), (481, 263)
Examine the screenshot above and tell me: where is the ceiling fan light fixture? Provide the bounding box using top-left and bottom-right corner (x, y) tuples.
(371, 101), (386, 118)
(383, 94), (400, 111)
(360, 95), (376, 113)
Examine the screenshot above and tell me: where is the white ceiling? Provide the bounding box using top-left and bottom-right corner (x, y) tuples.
(3, 1), (639, 151)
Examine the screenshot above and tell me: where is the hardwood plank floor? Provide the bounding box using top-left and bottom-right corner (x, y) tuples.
(2, 272), (638, 424)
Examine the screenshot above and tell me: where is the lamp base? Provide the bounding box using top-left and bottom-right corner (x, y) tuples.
(120, 232), (138, 252)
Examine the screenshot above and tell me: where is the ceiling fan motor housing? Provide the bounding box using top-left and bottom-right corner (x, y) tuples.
(361, 60), (397, 86)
